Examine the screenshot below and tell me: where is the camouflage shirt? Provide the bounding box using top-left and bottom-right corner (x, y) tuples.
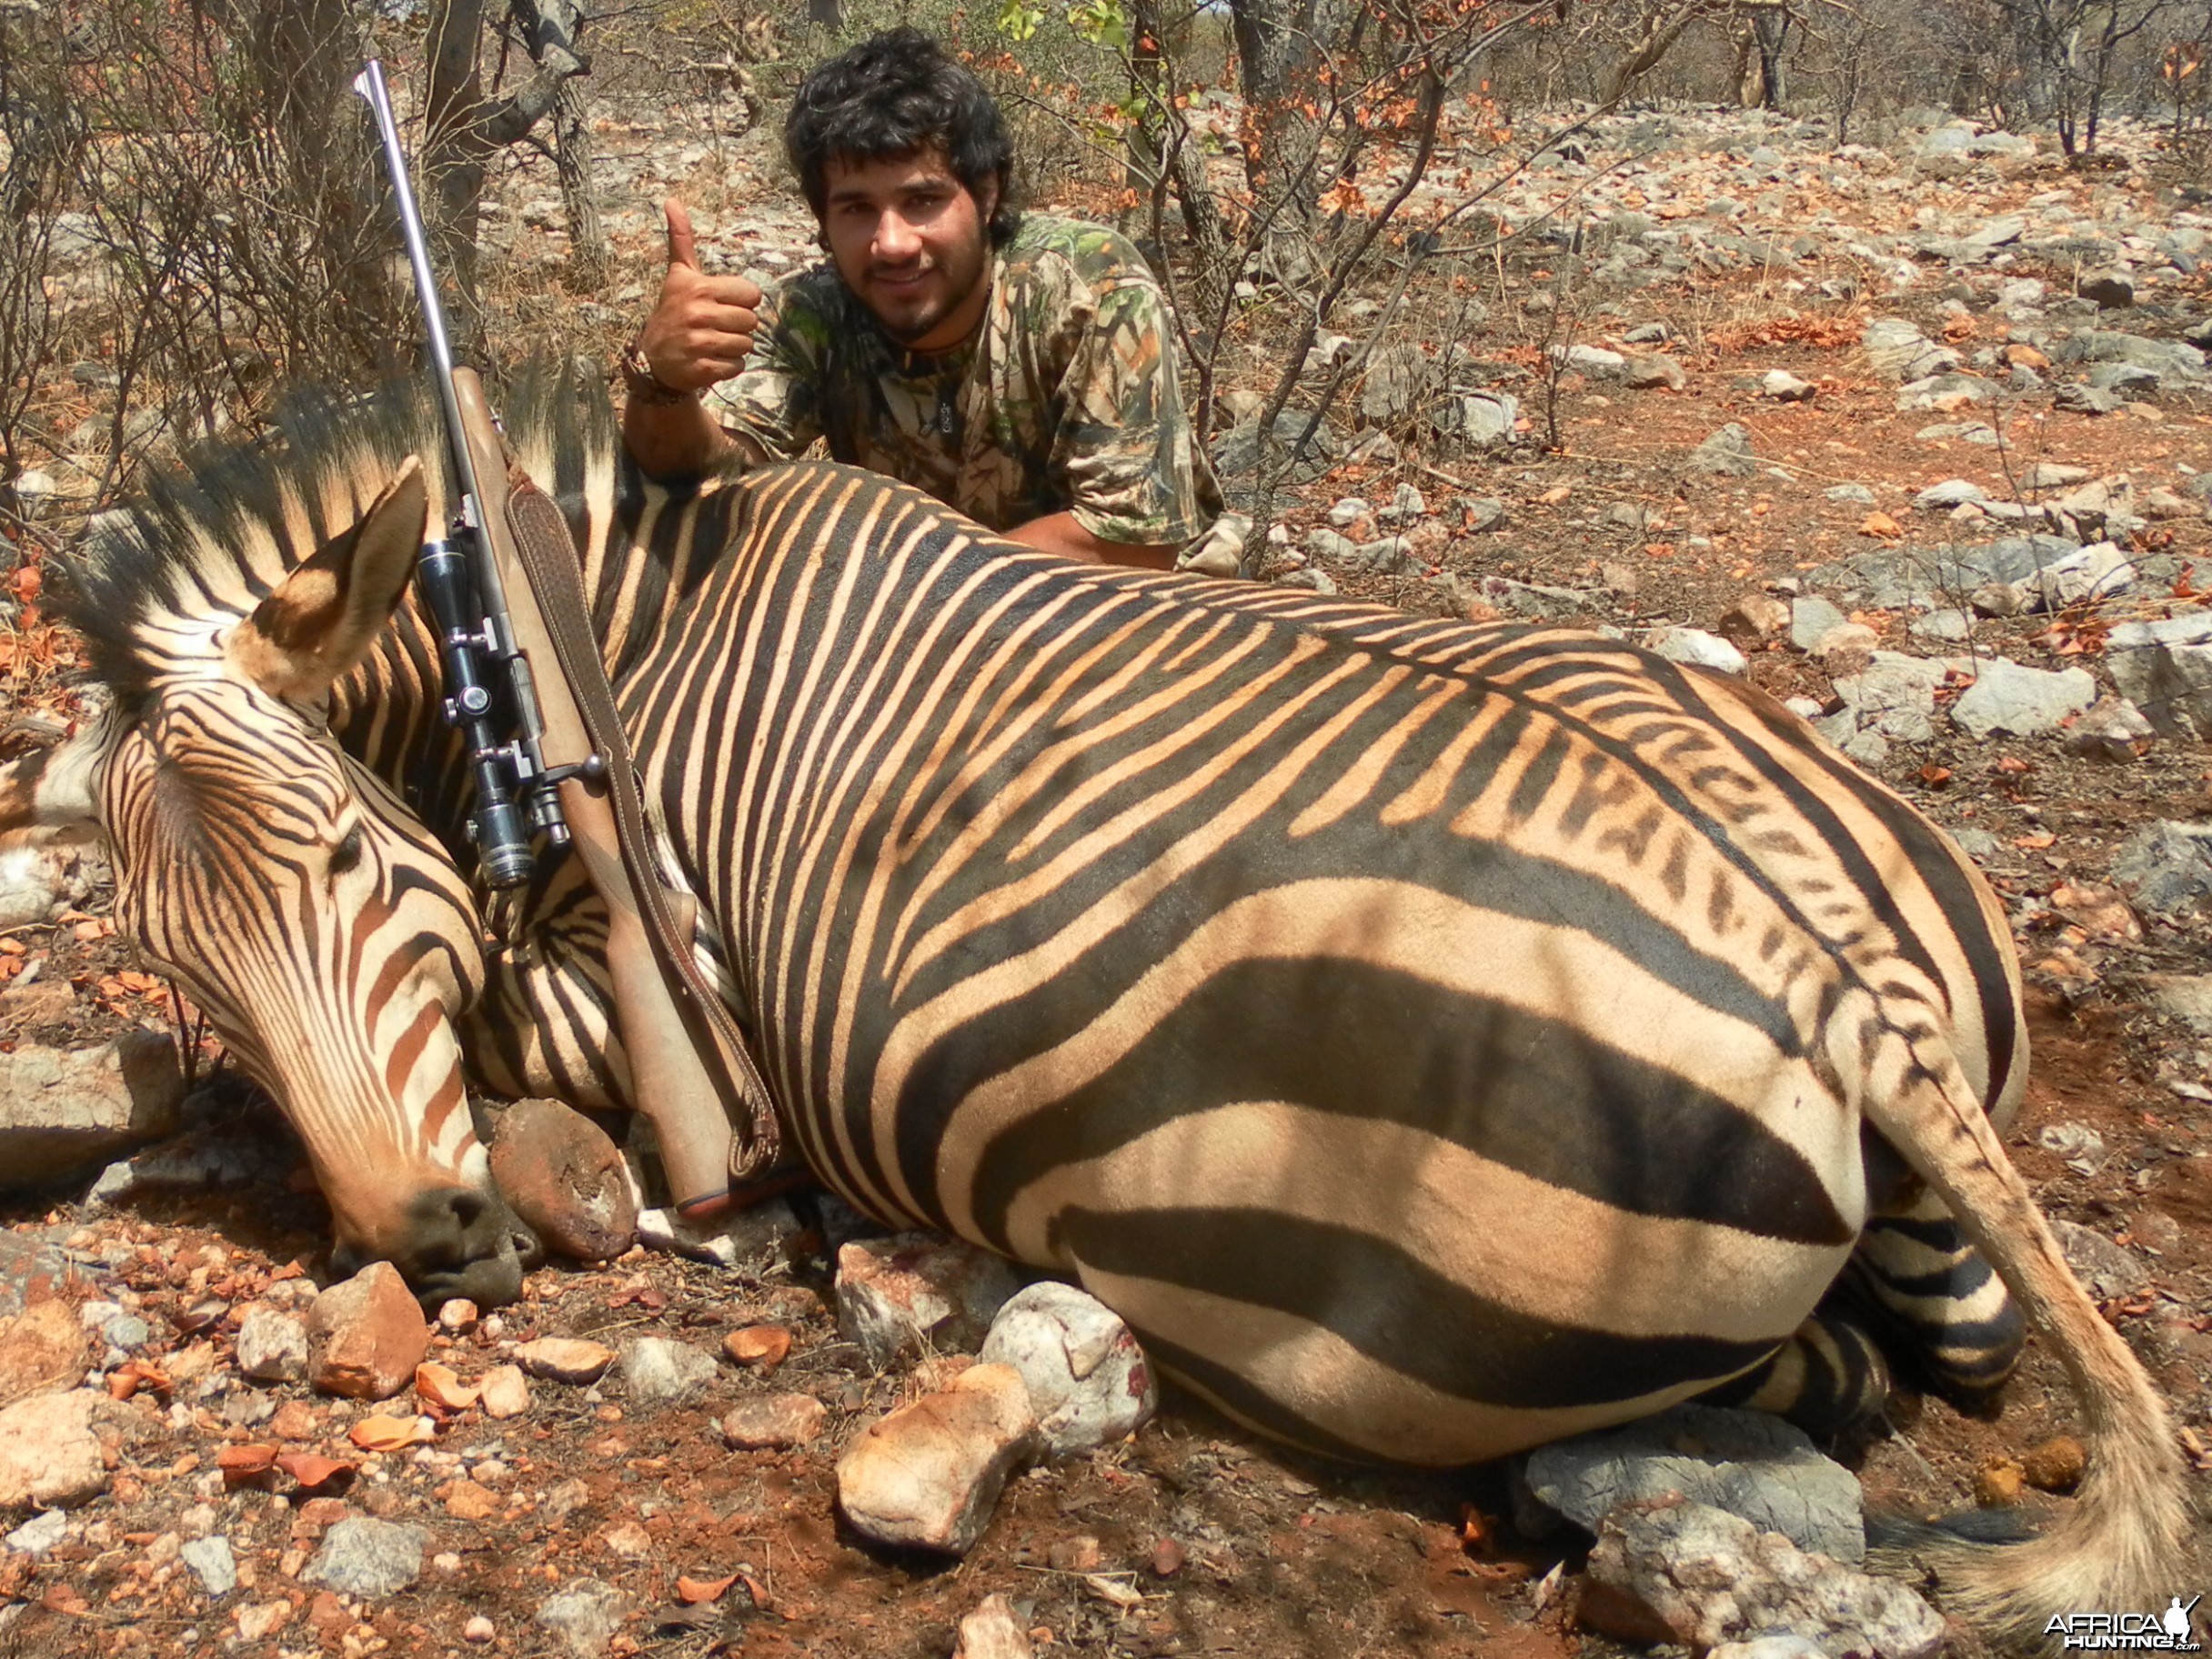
(705, 215), (1225, 548)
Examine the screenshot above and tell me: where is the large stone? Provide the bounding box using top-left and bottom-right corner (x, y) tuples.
(1649, 628), (1747, 677)
(1625, 353), (1686, 390)
(1832, 652), (1946, 744)
(721, 1393), (828, 1450)
(1210, 412), (1338, 497)
(1523, 1403), (1865, 1563)
(979, 1282), (1158, 1458)
(0, 1390), (107, 1510)
(2077, 267), (2136, 308)
(308, 1262), (430, 1401)
(236, 1305), (310, 1384)
(617, 1336), (718, 1406)
(2005, 541), (2137, 614)
(1435, 390), (1517, 448)
(0, 1031), (186, 1192)
(1688, 423), (1758, 478)
(0, 842), (65, 930)
(181, 1534), (237, 1596)
(2111, 820), (2212, 919)
(1562, 344), (1626, 378)
(1359, 344), (1428, 427)
(488, 1098), (637, 1264)
(0, 1300), (85, 1403)
(1863, 317), (1958, 383)
(1950, 658), (2096, 738)
(836, 1235), (1022, 1371)
(1788, 597), (1847, 651)
(2067, 330), (2207, 383)
(1913, 478), (1986, 510)
(303, 1517), (427, 1598)
(536, 1578), (628, 1659)
(2107, 610), (2212, 739)
(2066, 694), (2155, 761)
(1583, 1498), (1944, 1659)
(955, 1594), (1036, 1659)
(2050, 1220), (2147, 1301)
(835, 1363), (1041, 1555)
(514, 1337), (616, 1384)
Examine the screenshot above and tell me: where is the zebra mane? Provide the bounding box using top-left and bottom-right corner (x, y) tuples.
(56, 357), (621, 719)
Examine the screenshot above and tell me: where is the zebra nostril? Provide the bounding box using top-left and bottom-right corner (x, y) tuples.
(512, 1224), (545, 1270)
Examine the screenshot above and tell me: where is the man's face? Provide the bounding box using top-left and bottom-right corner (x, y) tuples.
(821, 148), (998, 354)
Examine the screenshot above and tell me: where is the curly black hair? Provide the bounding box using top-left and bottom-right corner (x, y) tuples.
(784, 27), (1021, 246)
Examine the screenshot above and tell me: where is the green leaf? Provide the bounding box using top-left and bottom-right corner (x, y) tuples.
(996, 0), (1045, 41)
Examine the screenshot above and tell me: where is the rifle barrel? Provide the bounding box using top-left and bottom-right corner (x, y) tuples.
(351, 60), (488, 537)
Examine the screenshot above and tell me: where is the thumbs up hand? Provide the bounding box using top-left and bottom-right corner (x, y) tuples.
(634, 199), (765, 395)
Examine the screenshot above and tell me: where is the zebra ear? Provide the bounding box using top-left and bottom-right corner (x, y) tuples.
(0, 720), (106, 836)
(227, 457), (427, 702)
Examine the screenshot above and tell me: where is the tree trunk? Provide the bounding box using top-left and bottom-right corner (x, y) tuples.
(1227, 0), (1332, 223)
(553, 79), (607, 290)
(246, 0), (397, 365)
(423, 0), (588, 357)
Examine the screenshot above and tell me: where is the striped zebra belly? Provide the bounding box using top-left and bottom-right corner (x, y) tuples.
(772, 868), (1864, 1466)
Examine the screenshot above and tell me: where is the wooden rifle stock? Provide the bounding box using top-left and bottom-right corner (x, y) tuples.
(451, 371), (777, 1217)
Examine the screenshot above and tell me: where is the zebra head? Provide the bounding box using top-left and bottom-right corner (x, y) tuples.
(5, 450), (536, 1310)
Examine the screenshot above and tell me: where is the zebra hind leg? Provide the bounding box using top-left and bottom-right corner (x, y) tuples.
(1698, 1305), (1894, 1438)
(1843, 1191), (2026, 1414)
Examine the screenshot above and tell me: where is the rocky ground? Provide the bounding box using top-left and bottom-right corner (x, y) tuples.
(4, 91), (2212, 1659)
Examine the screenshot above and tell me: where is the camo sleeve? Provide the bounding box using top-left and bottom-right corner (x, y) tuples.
(1053, 274), (1217, 548)
(703, 272), (832, 461)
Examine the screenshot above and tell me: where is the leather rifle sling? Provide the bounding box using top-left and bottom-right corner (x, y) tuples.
(451, 372), (779, 1209)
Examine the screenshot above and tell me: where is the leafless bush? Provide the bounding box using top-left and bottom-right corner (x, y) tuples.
(0, 2), (82, 492)
(65, 0), (400, 470)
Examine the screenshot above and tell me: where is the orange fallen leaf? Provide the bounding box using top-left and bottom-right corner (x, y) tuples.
(1859, 512), (1902, 539)
(1918, 765), (1953, 787)
(349, 1413), (436, 1451)
(417, 1362), (482, 1411)
(677, 1574), (738, 1604)
(2014, 832), (2056, 850)
(275, 1453), (356, 1493)
(1537, 485), (1572, 505)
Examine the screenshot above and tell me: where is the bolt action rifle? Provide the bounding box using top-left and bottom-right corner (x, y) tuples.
(353, 60), (779, 1218)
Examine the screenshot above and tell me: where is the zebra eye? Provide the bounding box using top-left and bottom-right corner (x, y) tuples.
(328, 824), (366, 877)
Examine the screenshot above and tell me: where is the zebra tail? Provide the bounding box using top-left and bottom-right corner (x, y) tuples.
(1850, 1023), (2193, 1652)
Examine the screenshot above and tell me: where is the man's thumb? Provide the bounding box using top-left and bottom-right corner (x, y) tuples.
(664, 200), (700, 271)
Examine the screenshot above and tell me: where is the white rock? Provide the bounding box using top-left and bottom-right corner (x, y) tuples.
(0, 843), (63, 930)
(1647, 628), (1746, 676)
(980, 1283), (1158, 1458)
(0, 1032), (187, 1193)
(236, 1306), (309, 1383)
(836, 1235), (1023, 1371)
(5, 1509), (68, 1554)
(0, 1391), (108, 1510)
(635, 1198), (800, 1270)
(1950, 658), (2096, 738)
(955, 1594), (1035, 1659)
(617, 1337), (718, 1406)
(835, 1363), (1041, 1555)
